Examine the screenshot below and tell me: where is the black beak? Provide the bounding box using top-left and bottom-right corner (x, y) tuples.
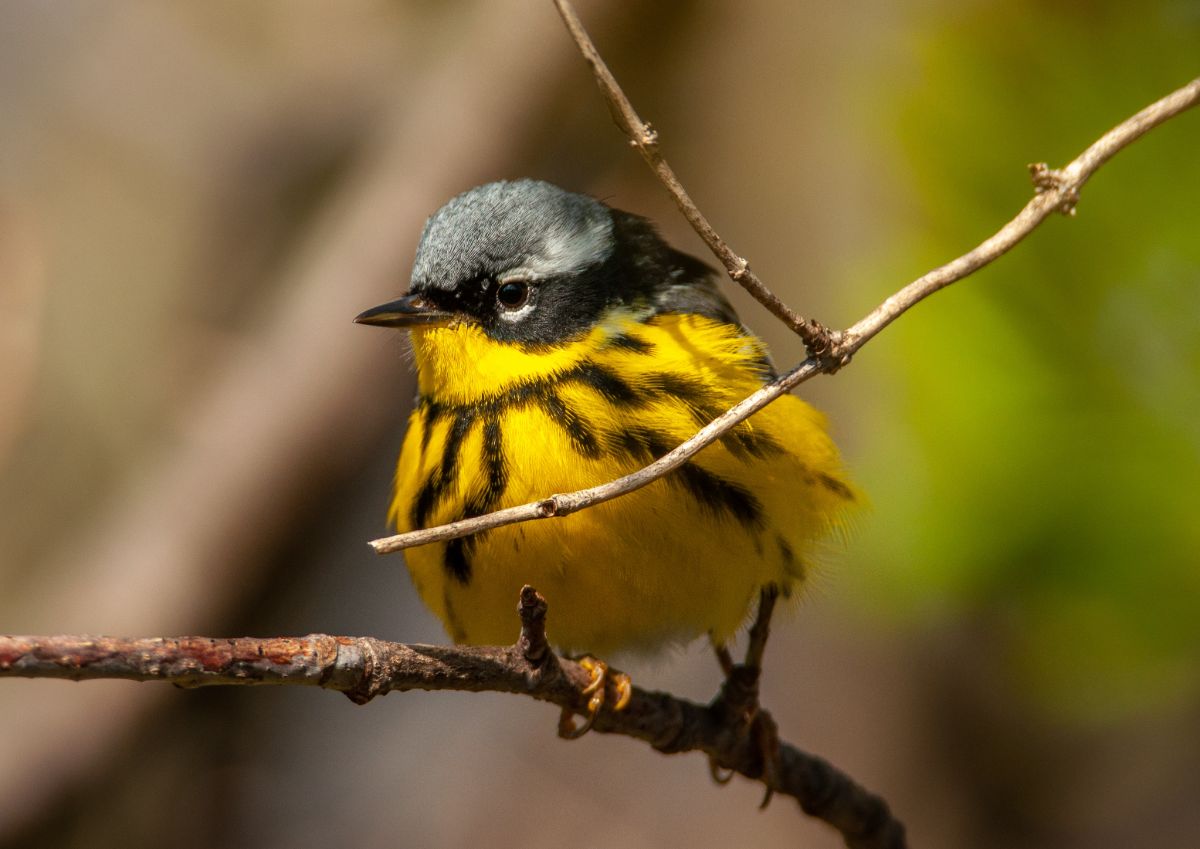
(354, 293), (454, 328)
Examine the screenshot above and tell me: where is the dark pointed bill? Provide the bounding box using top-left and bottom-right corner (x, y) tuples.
(354, 294), (454, 328)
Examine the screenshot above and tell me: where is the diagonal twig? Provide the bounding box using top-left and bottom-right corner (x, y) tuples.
(552, 0), (835, 355)
(368, 57), (1199, 555)
(835, 76), (1200, 355)
(370, 359), (820, 553)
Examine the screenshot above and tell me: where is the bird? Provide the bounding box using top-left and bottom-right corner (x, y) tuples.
(356, 179), (854, 728)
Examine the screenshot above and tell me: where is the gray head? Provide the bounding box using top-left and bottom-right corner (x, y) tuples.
(412, 180), (614, 294)
(356, 179), (731, 346)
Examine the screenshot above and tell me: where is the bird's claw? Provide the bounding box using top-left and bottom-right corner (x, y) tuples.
(752, 708), (782, 808)
(558, 656), (631, 739)
(708, 757), (735, 784)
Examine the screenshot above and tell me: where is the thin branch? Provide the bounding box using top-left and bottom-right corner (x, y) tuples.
(0, 589), (905, 849)
(837, 78), (1200, 357)
(370, 360), (820, 553)
(369, 62), (1200, 555)
(552, 0), (834, 354)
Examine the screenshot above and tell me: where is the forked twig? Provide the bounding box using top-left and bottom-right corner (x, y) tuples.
(552, 0), (834, 354)
(370, 17), (1200, 554)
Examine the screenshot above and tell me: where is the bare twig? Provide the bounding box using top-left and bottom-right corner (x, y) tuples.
(370, 360), (821, 553)
(552, 0), (834, 354)
(369, 49), (1200, 555)
(836, 78), (1200, 358)
(0, 595), (905, 849)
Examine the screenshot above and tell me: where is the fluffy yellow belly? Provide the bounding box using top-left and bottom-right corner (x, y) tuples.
(393, 371), (850, 656)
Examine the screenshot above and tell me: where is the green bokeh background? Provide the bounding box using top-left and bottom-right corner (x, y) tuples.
(852, 0), (1200, 722)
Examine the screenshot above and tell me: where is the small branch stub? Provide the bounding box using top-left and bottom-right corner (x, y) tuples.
(517, 584), (550, 667)
(637, 123), (659, 152)
(1028, 162), (1080, 215)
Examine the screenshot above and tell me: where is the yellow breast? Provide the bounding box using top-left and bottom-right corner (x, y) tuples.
(391, 313), (853, 656)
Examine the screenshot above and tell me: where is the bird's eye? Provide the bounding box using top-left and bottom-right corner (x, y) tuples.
(496, 280), (530, 310)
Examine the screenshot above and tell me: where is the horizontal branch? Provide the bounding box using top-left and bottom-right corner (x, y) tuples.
(369, 67), (1200, 555)
(0, 586), (904, 849)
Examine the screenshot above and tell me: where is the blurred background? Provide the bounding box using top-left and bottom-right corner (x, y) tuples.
(1, 1), (1197, 847)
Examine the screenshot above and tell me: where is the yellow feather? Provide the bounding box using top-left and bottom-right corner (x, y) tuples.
(392, 313), (854, 656)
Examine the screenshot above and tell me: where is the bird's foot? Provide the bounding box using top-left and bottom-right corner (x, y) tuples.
(558, 656), (632, 739)
(706, 675), (782, 807)
(707, 587), (782, 804)
(751, 707), (781, 808)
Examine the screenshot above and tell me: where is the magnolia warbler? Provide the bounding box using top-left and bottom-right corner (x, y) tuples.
(357, 180), (853, 665)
